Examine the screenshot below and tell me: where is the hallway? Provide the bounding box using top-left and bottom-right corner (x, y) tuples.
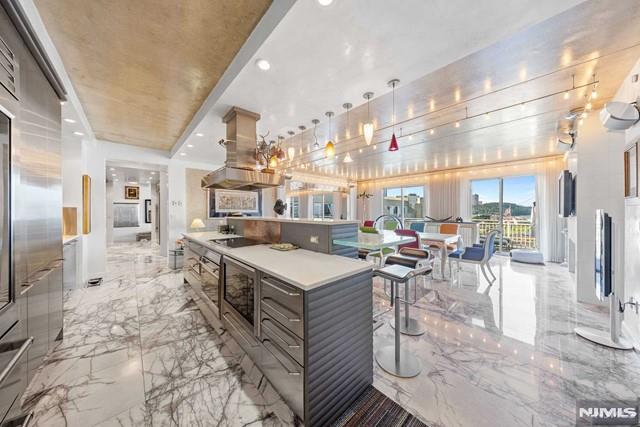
(22, 242), (281, 427)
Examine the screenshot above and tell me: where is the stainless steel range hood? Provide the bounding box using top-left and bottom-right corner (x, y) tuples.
(202, 107), (285, 191)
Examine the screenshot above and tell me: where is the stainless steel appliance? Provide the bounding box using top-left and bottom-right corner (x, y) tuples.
(183, 240), (221, 314)
(0, 1), (66, 423)
(210, 237), (265, 248)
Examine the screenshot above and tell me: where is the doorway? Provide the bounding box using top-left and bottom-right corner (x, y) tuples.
(471, 175), (536, 253)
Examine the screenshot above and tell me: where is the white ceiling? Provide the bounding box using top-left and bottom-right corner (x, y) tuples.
(105, 164), (161, 185)
(175, 0), (586, 162)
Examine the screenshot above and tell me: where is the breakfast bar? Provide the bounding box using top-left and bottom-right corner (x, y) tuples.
(182, 223), (374, 426)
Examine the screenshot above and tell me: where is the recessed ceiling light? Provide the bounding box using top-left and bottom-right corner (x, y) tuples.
(112, 174), (116, 177)
(180, 152), (186, 156)
(73, 131), (84, 136)
(187, 144), (193, 148)
(195, 132), (204, 137)
(114, 179), (118, 182)
(110, 167), (115, 171)
(60, 101), (66, 106)
(255, 58), (270, 71)
(318, 0), (333, 5)
(64, 118), (76, 123)
(150, 172), (156, 175)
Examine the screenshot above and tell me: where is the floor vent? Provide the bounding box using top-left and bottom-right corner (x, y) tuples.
(87, 277), (103, 287)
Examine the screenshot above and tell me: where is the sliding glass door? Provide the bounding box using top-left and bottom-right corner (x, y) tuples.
(471, 176), (536, 253)
(383, 186), (425, 227)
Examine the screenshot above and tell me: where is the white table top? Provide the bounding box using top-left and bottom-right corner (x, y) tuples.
(418, 232), (460, 243)
(333, 230), (416, 250)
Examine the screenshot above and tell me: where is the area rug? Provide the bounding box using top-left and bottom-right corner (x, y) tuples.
(332, 386), (427, 427)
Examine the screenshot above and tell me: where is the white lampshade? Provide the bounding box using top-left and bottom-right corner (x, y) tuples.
(287, 147), (295, 161)
(343, 152), (353, 163)
(363, 122), (374, 145)
(190, 218), (205, 229)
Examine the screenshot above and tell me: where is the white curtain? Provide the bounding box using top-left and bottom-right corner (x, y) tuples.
(536, 161), (565, 262)
(459, 177), (472, 221)
(427, 175), (461, 219)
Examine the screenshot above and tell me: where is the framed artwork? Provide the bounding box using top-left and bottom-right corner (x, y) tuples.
(625, 143), (638, 198)
(113, 203), (139, 228)
(82, 175), (91, 234)
(144, 199), (152, 223)
(125, 185), (139, 200)
(212, 189), (259, 214)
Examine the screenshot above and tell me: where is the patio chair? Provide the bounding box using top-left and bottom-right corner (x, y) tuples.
(448, 229), (500, 284)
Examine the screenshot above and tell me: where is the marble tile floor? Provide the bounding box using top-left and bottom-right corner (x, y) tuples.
(22, 242), (283, 427)
(372, 257), (640, 427)
(21, 242), (640, 427)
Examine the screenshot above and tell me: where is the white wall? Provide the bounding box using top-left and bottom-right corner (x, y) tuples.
(618, 58), (640, 346)
(109, 181), (152, 242)
(62, 138), (222, 280)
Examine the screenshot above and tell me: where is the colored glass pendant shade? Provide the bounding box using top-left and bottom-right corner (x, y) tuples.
(388, 133), (399, 151)
(325, 140), (335, 159)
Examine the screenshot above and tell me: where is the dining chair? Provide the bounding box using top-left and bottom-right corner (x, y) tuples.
(409, 222), (425, 232)
(448, 229), (500, 284)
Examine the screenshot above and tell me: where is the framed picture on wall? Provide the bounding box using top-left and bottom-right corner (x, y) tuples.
(210, 189), (260, 214)
(625, 143), (638, 198)
(144, 199), (152, 223)
(125, 186), (139, 200)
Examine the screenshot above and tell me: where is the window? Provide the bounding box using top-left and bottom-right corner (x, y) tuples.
(383, 186), (425, 224)
(312, 193), (334, 219)
(289, 196), (300, 218)
(471, 175), (536, 252)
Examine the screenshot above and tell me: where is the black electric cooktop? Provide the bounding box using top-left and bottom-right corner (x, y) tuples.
(210, 237), (266, 248)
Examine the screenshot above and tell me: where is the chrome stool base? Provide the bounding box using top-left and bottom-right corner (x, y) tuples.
(375, 346), (422, 378)
(390, 317), (425, 336)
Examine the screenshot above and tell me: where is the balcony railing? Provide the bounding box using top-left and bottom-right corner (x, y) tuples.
(473, 219), (536, 250)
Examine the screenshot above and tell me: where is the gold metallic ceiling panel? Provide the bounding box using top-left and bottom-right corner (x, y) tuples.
(35, 0), (272, 150)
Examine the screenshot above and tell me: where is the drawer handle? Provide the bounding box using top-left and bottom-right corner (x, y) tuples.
(222, 313), (259, 348)
(261, 298), (301, 322)
(199, 261), (219, 277)
(263, 279), (300, 297)
(0, 336), (33, 388)
(262, 339), (301, 376)
(262, 320), (301, 349)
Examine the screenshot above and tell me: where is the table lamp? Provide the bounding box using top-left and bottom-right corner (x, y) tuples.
(190, 218), (205, 229)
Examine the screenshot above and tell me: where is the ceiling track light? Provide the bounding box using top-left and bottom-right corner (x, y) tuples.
(363, 92), (374, 145)
(591, 73), (598, 99)
(388, 79), (400, 152)
(324, 112), (335, 159)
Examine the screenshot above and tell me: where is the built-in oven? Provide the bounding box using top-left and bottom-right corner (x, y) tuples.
(221, 256), (260, 353)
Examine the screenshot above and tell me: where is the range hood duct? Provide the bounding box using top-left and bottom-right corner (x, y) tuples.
(201, 107), (285, 191)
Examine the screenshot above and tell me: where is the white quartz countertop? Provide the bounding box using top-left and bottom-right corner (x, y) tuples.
(182, 232), (372, 290)
(226, 217), (359, 225)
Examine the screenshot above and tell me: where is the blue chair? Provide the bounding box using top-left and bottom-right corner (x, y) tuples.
(409, 222), (425, 232)
(448, 230), (500, 284)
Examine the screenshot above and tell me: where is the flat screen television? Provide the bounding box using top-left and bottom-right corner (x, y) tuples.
(558, 170), (574, 217)
(594, 209), (612, 301)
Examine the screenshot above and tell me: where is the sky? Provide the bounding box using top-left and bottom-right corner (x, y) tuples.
(472, 175), (536, 206)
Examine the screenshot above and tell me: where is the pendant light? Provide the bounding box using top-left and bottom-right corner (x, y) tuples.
(342, 102), (353, 163)
(388, 79), (400, 152)
(286, 130), (295, 161)
(312, 119), (320, 149)
(363, 92), (374, 145)
(343, 152), (353, 163)
(324, 111), (335, 159)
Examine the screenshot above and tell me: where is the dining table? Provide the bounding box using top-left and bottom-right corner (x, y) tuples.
(333, 229), (416, 266)
(418, 232), (462, 277)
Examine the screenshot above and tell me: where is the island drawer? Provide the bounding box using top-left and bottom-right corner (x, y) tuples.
(260, 296), (304, 339)
(260, 276), (303, 314)
(261, 316), (304, 366)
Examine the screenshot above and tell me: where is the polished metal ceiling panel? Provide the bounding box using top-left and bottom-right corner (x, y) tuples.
(34, 0), (272, 150)
(279, 0), (640, 180)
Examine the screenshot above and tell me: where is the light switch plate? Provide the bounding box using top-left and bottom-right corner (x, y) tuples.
(310, 235), (319, 244)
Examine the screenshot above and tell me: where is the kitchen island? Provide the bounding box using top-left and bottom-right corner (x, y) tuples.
(182, 231), (373, 426)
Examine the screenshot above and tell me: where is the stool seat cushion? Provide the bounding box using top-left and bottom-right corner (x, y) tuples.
(375, 264), (414, 281)
(398, 247), (430, 259)
(511, 249), (544, 264)
(448, 247), (484, 261)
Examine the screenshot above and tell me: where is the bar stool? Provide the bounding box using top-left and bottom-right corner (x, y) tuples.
(383, 247), (432, 336)
(374, 264), (430, 378)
